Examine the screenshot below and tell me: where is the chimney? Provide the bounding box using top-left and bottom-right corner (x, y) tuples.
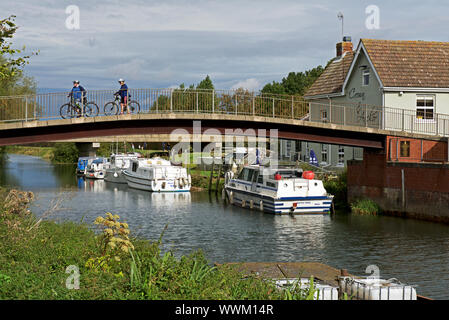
(336, 36), (353, 57)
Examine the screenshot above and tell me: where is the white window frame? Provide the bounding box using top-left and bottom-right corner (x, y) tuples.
(362, 69), (370, 86)
(415, 95), (435, 123)
(337, 146), (345, 167)
(320, 144), (328, 165)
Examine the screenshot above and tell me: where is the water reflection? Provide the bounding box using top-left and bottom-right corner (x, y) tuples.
(2, 154), (449, 299)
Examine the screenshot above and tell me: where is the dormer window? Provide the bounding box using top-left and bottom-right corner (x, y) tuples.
(362, 69), (370, 86)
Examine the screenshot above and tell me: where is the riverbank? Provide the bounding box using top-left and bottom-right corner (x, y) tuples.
(4, 145), (55, 161)
(0, 187), (316, 300)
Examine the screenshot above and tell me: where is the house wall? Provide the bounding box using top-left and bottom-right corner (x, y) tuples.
(309, 51), (383, 128)
(383, 91), (449, 135)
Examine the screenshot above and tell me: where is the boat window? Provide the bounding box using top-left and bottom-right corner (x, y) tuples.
(257, 174), (264, 184)
(132, 162), (138, 172)
(237, 168), (249, 180)
(252, 171), (259, 183)
(246, 169), (254, 182)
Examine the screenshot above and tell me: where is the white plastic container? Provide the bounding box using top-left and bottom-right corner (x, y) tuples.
(275, 278), (339, 300)
(339, 277), (417, 300)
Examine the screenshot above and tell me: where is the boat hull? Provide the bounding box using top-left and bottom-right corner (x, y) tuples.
(225, 186), (333, 215)
(123, 171), (190, 192)
(104, 169), (127, 184)
(85, 170), (105, 180)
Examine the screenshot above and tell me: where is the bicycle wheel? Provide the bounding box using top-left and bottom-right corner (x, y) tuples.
(127, 100), (141, 114)
(104, 102), (119, 116)
(85, 102), (99, 117)
(60, 103), (75, 119)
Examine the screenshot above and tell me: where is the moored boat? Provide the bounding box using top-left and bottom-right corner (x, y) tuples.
(76, 156), (95, 176)
(223, 165), (333, 215)
(104, 153), (140, 184)
(123, 157), (191, 192)
(85, 157), (109, 180)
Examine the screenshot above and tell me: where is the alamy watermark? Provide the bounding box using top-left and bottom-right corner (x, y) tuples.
(65, 265), (80, 290)
(365, 5), (380, 30)
(65, 5), (80, 30)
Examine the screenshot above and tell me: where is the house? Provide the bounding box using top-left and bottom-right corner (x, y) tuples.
(288, 36), (449, 169)
(305, 36), (449, 130)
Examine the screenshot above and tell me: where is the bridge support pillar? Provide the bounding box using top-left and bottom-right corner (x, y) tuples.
(76, 142), (100, 157)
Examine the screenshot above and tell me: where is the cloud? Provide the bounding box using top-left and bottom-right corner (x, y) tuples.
(231, 78), (261, 91)
(2, 1), (449, 90)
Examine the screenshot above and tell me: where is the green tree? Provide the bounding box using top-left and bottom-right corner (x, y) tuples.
(0, 15), (37, 80)
(51, 143), (79, 164)
(261, 66), (324, 96)
(196, 75), (214, 90)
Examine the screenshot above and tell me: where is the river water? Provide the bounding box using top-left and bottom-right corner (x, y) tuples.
(2, 154), (449, 299)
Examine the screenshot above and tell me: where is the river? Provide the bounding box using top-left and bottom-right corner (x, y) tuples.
(2, 154), (449, 299)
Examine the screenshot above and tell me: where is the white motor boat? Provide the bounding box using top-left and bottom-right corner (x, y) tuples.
(85, 157), (109, 180)
(123, 157), (191, 192)
(223, 165), (334, 215)
(104, 153), (140, 184)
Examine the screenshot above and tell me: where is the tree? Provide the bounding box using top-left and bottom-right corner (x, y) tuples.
(0, 15), (37, 80)
(261, 66), (325, 96)
(52, 143), (79, 164)
(196, 75), (214, 90)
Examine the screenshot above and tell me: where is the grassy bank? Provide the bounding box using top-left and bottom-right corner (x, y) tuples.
(323, 170), (348, 211)
(5, 145), (55, 161)
(0, 188), (318, 300)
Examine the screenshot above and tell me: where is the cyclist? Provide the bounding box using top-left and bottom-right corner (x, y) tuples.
(115, 78), (129, 115)
(68, 80), (87, 116)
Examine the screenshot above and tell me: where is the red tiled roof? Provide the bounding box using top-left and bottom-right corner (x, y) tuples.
(305, 39), (449, 98)
(362, 39), (449, 88)
(304, 51), (354, 97)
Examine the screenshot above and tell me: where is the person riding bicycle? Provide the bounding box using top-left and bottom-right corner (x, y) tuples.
(68, 80), (87, 116)
(115, 78), (129, 115)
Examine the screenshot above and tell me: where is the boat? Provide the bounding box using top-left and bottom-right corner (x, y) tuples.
(76, 157), (95, 176)
(123, 157), (191, 192)
(85, 157), (110, 180)
(223, 165), (334, 215)
(104, 153), (140, 184)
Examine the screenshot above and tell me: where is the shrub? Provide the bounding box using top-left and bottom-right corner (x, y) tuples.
(350, 198), (382, 215)
(51, 143), (79, 163)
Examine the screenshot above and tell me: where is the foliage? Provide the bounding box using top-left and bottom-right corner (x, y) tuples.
(51, 143), (79, 164)
(4, 145), (54, 161)
(2, 189), (34, 217)
(0, 15), (38, 80)
(0, 201), (325, 300)
(350, 199), (382, 215)
(261, 66), (325, 96)
(93, 213), (134, 259)
(323, 170), (348, 210)
(96, 142), (134, 157)
(196, 75), (214, 90)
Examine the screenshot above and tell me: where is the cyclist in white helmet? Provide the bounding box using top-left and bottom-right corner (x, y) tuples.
(114, 78), (129, 115)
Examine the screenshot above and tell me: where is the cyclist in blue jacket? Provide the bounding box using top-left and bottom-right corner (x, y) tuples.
(68, 80), (87, 116)
(115, 78), (129, 115)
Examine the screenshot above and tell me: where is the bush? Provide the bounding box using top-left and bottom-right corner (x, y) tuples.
(350, 199), (382, 215)
(51, 143), (79, 164)
(323, 170), (348, 210)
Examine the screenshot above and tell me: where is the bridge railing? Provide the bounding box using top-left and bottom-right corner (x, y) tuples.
(0, 88), (308, 123)
(2, 88), (449, 138)
(309, 99), (449, 137)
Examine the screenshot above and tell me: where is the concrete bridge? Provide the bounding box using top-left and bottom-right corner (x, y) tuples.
(0, 88), (448, 150)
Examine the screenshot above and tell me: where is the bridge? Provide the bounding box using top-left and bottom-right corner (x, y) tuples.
(0, 88), (448, 150)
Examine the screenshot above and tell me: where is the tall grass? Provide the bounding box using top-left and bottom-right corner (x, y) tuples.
(0, 191), (322, 300)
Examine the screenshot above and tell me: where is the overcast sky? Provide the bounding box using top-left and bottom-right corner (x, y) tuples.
(3, 0), (449, 91)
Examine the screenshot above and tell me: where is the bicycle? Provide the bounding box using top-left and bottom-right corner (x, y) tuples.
(103, 93), (141, 116)
(60, 97), (99, 119)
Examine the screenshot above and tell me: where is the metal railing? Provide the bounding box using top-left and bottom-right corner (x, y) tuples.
(1, 88), (449, 138)
(0, 88), (308, 123)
